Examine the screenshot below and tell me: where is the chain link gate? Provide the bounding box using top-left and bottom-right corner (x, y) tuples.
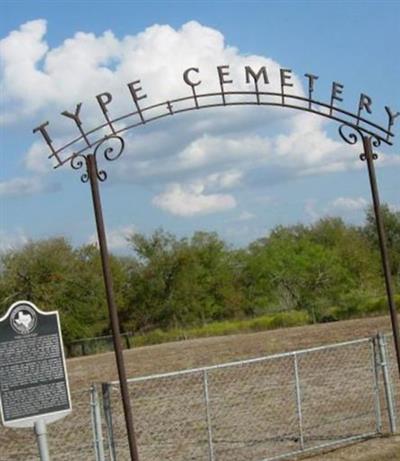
(99, 334), (398, 461)
(1, 333), (397, 460)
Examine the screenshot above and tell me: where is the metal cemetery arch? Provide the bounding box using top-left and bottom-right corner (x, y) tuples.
(33, 65), (399, 461)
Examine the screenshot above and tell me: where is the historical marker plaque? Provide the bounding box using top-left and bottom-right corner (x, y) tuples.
(0, 301), (71, 428)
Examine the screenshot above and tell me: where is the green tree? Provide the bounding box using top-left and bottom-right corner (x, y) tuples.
(243, 225), (350, 322)
(363, 204), (400, 286)
(183, 231), (243, 323)
(310, 217), (382, 294)
(125, 229), (243, 331)
(75, 244), (133, 334)
(125, 229), (183, 331)
(0, 238), (127, 343)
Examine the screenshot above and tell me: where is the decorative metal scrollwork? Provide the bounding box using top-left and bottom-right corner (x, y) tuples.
(359, 152), (378, 162)
(338, 124), (363, 145)
(338, 124), (380, 162)
(71, 154), (89, 183)
(69, 135), (125, 183)
(93, 135), (125, 182)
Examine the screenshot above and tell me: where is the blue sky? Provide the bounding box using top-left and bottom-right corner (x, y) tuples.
(1, 1), (399, 253)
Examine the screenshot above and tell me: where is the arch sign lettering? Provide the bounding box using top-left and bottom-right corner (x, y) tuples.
(33, 64), (398, 170)
(32, 63), (400, 460)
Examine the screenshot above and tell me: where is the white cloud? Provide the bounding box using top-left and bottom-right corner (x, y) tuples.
(0, 19), (297, 177)
(1, 20), (295, 128)
(152, 182), (236, 216)
(376, 152), (400, 168)
(0, 20), (50, 123)
(329, 196), (368, 212)
(88, 225), (136, 251)
(303, 196), (369, 223)
(204, 170), (243, 189)
(237, 211), (255, 221)
(1, 19), (396, 212)
(0, 229), (29, 253)
(24, 141), (57, 174)
(176, 134), (271, 171)
(0, 177), (59, 198)
(274, 113), (359, 175)
(305, 199), (320, 222)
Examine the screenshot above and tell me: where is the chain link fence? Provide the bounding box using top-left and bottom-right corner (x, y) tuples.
(102, 334), (399, 461)
(0, 388), (98, 461)
(0, 333), (398, 460)
(66, 333), (133, 358)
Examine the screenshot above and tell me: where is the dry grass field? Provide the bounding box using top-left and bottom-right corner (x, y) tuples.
(1, 315), (399, 460)
(67, 315), (395, 388)
(305, 434), (400, 461)
(68, 314), (399, 461)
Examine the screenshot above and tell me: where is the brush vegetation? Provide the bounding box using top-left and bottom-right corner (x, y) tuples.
(0, 204), (398, 349)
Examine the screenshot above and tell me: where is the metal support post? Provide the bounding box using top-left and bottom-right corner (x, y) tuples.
(293, 353), (305, 450)
(377, 333), (397, 433)
(102, 383), (117, 461)
(87, 154), (140, 461)
(371, 338), (382, 434)
(34, 419), (50, 461)
(362, 136), (400, 378)
(125, 333), (131, 349)
(91, 385), (106, 461)
(90, 386), (99, 461)
(203, 370), (215, 461)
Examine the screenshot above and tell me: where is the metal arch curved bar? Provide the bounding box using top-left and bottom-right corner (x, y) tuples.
(70, 154), (89, 183)
(48, 90), (395, 169)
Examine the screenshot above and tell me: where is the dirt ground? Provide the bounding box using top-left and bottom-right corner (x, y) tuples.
(304, 434), (400, 461)
(65, 315), (400, 461)
(1, 315), (398, 461)
(66, 315), (395, 387)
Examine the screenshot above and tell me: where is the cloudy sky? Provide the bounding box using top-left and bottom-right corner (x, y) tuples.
(1, 1), (399, 253)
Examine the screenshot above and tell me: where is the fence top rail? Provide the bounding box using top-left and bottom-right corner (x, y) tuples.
(69, 331), (133, 344)
(108, 336), (373, 386)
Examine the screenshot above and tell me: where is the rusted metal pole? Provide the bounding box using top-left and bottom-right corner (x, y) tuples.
(362, 136), (400, 377)
(86, 154), (140, 460)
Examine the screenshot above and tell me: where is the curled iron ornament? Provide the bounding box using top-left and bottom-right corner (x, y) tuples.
(69, 135), (125, 183)
(338, 124), (380, 162)
(338, 124), (363, 145)
(96, 135), (125, 162)
(93, 135), (125, 182)
(371, 137), (381, 148)
(360, 152), (379, 162)
(70, 154), (89, 183)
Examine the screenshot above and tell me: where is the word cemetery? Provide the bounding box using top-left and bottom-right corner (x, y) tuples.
(33, 64), (398, 169)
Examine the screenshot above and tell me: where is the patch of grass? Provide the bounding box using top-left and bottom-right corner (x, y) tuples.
(331, 293), (400, 321)
(130, 293), (399, 349)
(132, 310), (311, 347)
(68, 293), (399, 356)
